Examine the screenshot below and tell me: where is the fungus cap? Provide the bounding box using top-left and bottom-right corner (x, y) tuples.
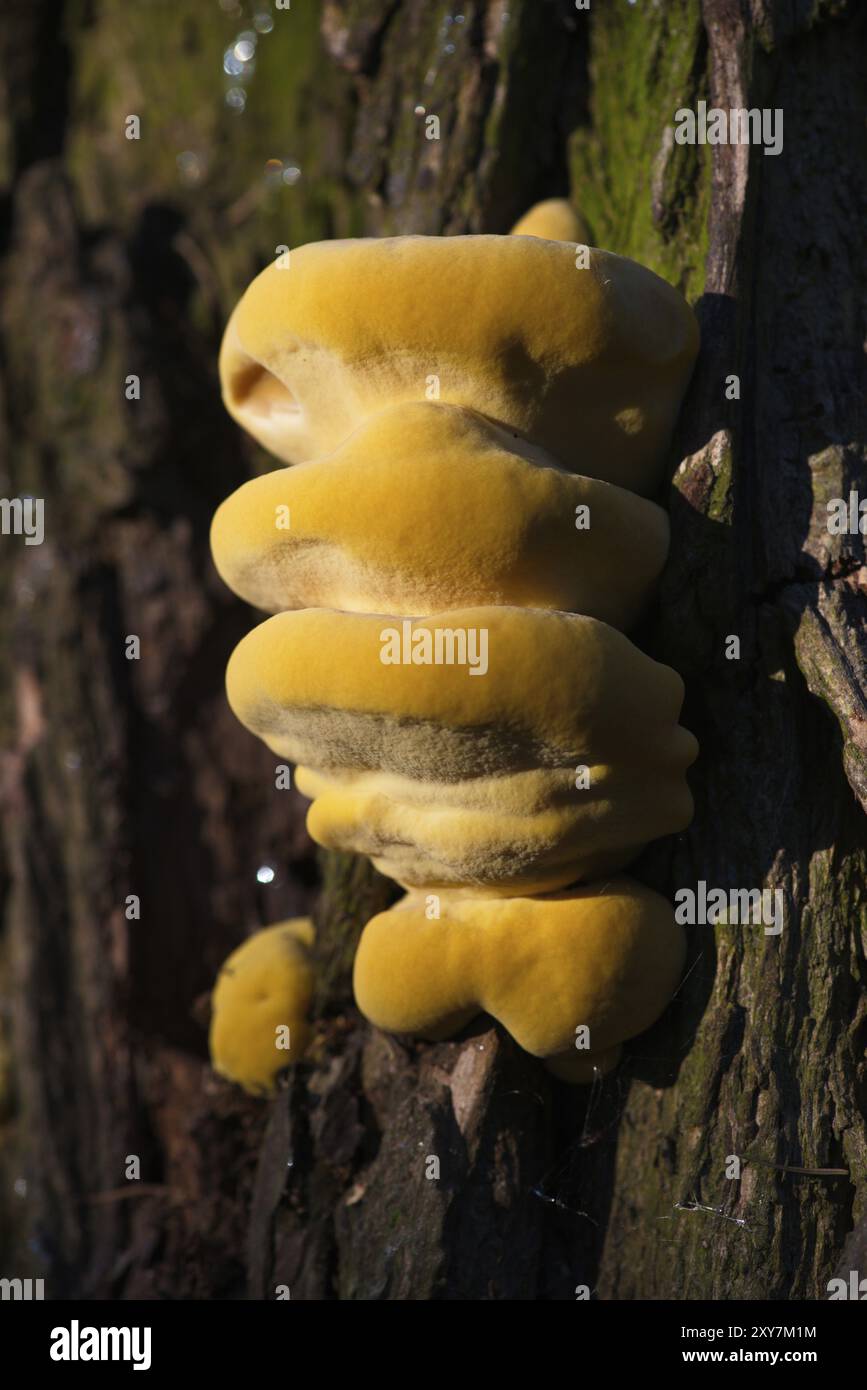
(295, 760), (693, 895)
(220, 235), (699, 494)
(353, 880), (686, 1081)
(224, 604), (697, 891)
(509, 197), (590, 244)
(210, 401), (669, 629)
(223, 603), (697, 895)
(209, 918), (315, 1095)
(224, 604), (695, 776)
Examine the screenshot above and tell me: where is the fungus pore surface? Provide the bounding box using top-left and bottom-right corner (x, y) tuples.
(209, 199), (699, 1090)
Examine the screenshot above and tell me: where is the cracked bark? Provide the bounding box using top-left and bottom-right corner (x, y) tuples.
(0, 0), (864, 1300)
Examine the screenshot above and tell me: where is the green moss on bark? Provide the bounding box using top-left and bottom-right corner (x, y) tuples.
(569, 0), (710, 297)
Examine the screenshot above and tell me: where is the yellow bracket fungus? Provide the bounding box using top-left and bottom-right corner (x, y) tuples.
(225, 606), (696, 894)
(209, 919), (314, 1095)
(209, 199), (699, 1090)
(211, 401), (670, 628)
(509, 197), (590, 245)
(353, 880), (686, 1082)
(219, 229), (698, 495)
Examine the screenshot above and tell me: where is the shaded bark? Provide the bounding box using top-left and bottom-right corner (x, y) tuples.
(0, 0), (864, 1300)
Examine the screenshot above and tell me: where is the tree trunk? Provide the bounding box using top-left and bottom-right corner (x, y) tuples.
(0, 0), (864, 1300)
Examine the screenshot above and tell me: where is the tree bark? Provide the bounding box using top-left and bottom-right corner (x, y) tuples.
(0, 0), (864, 1300)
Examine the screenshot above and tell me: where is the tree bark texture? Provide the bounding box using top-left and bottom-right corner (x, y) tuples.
(0, 0), (864, 1300)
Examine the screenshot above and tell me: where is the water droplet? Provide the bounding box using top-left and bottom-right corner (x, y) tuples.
(226, 87), (247, 111)
(234, 34), (257, 62)
(444, 41), (456, 54)
(264, 157), (284, 185)
(414, 104), (426, 115)
(455, 12), (465, 21)
(256, 865), (276, 884)
(177, 150), (204, 185)
(254, 11), (274, 32)
(282, 164), (301, 185)
(223, 47), (245, 76)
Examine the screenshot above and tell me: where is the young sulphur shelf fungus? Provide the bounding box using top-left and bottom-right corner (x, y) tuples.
(209, 920), (315, 1095)
(352, 881), (686, 1082)
(209, 199), (699, 1092)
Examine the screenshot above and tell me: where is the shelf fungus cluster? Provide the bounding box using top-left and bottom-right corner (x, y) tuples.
(208, 199), (699, 1093)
